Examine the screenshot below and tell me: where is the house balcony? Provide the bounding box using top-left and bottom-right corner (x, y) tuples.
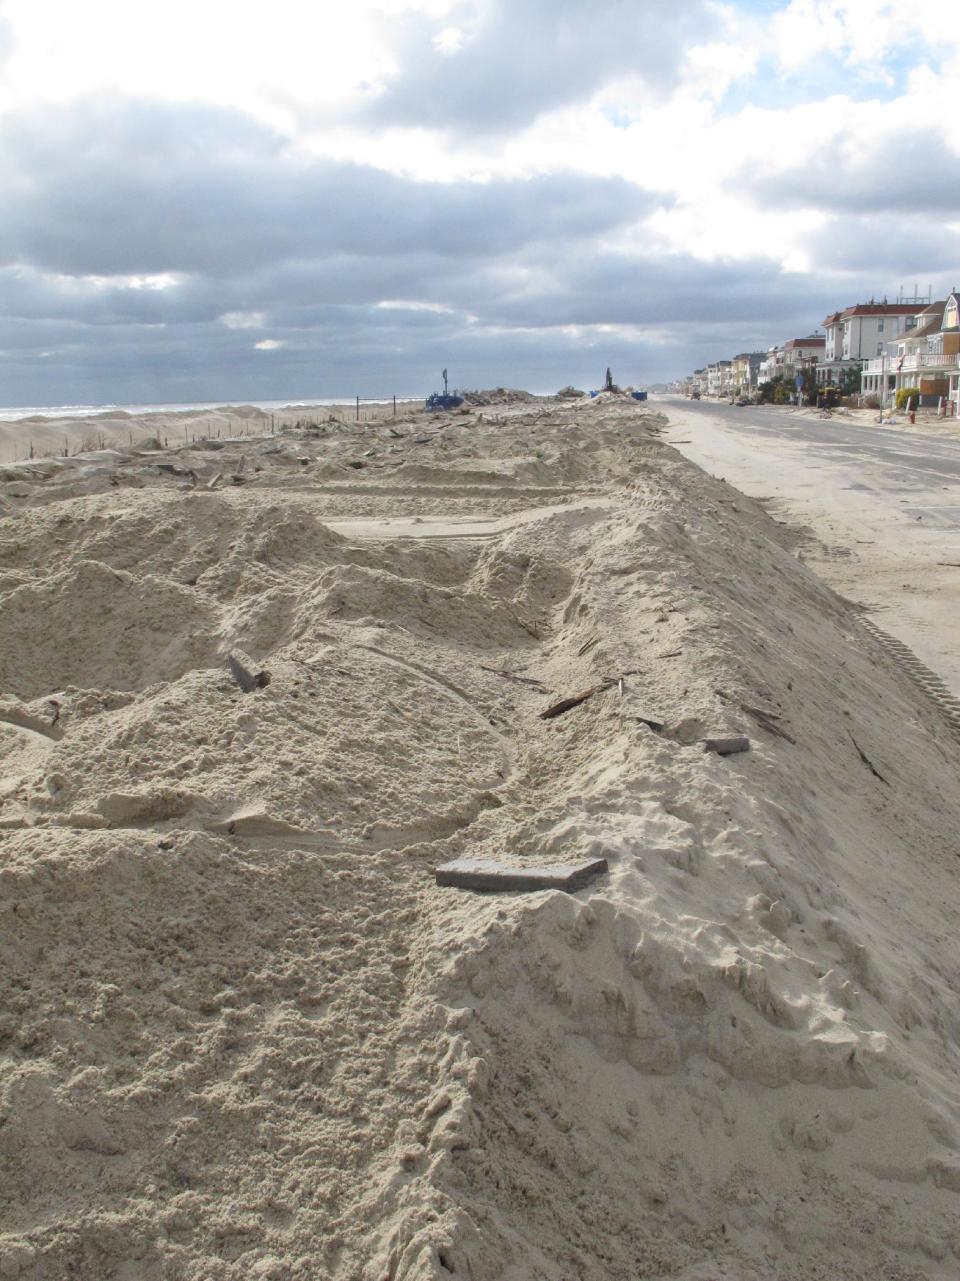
(863, 352), (960, 375)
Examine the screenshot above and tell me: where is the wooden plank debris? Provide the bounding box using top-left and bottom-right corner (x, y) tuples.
(540, 685), (601, 719)
(227, 654), (272, 694)
(540, 676), (620, 719)
(436, 857), (608, 893)
(703, 736), (751, 756)
(848, 732), (889, 785)
(479, 665), (548, 690)
(740, 703), (796, 744)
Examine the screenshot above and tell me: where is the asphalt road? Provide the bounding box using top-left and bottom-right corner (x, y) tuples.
(654, 395), (960, 695)
(661, 395), (960, 493)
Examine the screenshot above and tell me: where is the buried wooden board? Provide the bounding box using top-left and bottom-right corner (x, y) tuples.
(436, 857), (608, 893)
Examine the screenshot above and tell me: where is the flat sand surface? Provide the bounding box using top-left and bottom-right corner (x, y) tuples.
(1, 396), (959, 1279)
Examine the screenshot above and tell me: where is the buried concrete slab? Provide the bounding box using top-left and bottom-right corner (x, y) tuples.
(436, 857), (608, 893)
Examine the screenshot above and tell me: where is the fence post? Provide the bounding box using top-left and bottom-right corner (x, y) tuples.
(356, 396), (360, 423)
(393, 395), (397, 416)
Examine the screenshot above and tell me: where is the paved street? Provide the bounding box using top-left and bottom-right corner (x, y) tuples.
(656, 395), (960, 695)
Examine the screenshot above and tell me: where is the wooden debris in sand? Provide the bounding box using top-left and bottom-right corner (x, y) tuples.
(540, 684), (604, 719)
(480, 665), (548, 691)
(227, 654), (272, 694)
(741, 703), (796, 744)
(715, 688), (796, 745)
(436, 857), (608, 893)
(703, 736), (751, 756)
(848, 732), (889, 785)
(540, 676), (624, 719)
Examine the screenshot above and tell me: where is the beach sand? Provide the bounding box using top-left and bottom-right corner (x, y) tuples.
(1, 395), (959, 1279)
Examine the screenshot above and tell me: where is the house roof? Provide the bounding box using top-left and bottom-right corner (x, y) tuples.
(837, 303), (926, 320)
(783, 336), (825, 349)
(821, 312), (842, 328)
(900, 316), (943, 342)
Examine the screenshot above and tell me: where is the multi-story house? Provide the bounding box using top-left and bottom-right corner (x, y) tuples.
(861, 300), (955, 406)
(757, 347), (781, 385)
(818, 302), (919, 388)
(780, 336), (825, 387)
(942, 292), (960, 415)
(706, 360), (732, 397)
(730, 352), (765, 396)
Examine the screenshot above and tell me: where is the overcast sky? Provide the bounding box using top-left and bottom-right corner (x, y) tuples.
(1, 0), (958, 405)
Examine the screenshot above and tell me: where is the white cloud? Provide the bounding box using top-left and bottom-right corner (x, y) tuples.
(0, 0), (958, 403)
(221, 312), (265, 330)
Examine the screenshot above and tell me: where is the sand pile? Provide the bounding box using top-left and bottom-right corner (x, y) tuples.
(0, 401), (414, 468)
(1, 399), (959, 1280)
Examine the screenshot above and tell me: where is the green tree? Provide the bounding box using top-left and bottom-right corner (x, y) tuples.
(757, 375), (790, 404)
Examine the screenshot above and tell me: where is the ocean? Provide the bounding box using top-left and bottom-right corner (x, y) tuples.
(0, 396), (424, 423)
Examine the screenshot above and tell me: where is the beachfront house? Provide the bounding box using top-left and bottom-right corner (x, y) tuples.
(730, 352), (765, 396)
(861, 300), (953, 407)
(817, 301), (919, 389)
(757, 346), (781, 385)
(943, 292), (960, 415)
(780, 336), (825, 389)
(706, 360), (732, 397)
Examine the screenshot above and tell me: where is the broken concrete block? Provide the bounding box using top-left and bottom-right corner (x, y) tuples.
(703, 736), (751, 756)
(436, 857), (608, 893)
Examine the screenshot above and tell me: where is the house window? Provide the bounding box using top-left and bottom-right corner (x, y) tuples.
(877, 343), (883, 355)
(878, 319), (884, 332)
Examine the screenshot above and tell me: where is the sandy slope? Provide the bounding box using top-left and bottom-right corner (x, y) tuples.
(1, 398), (959, 1280)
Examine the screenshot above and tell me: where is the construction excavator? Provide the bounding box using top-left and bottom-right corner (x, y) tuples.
(425, 368), (464, 412)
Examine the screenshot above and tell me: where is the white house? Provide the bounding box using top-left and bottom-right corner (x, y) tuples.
(817, 302), (919, 387)
(861, 301), (951, 405)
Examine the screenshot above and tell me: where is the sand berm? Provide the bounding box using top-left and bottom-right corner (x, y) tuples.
(1, 395), (959, 1280)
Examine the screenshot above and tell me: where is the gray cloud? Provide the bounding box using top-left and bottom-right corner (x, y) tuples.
(0, 81), (940, 408)
(799, 214), (960, 275)
(362, 0), (716, 134)
(745, 130), (960, 215)
(0, 100), (655, 277)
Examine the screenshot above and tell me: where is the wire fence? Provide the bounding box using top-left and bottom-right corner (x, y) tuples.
(1, 396), (428, 464)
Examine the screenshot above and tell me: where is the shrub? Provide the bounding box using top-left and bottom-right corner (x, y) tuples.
(757, 376), (790, 404)
(895, 386), (920, 411)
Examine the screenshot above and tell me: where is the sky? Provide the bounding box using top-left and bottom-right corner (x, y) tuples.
(0, 0), (958, 405)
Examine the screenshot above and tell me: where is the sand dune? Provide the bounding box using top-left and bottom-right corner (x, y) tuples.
(1, 397), (959, 1279)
